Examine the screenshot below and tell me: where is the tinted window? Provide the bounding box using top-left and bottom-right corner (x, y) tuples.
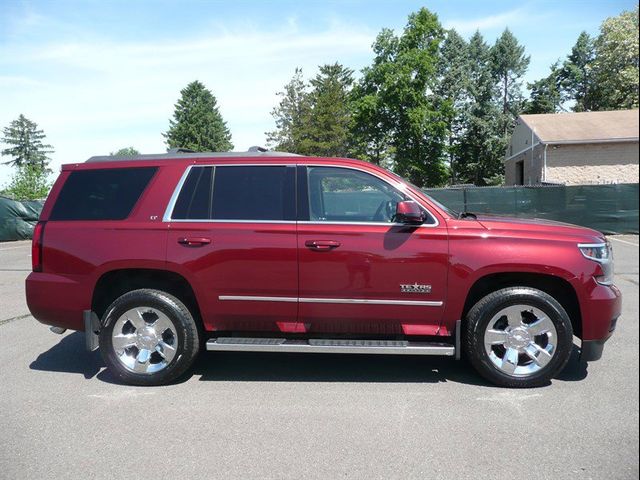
(308, 166), (429, 223)
(172, 167), (213, 219)
(212, 166), (295, 221)
(50, 167), (157, 221)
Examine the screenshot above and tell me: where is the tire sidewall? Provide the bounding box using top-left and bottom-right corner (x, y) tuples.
(466, 288), (573, 387)
(99, 289), (198, 386)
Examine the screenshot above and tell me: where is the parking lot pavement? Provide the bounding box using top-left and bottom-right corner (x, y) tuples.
(0, 237), (638, 480)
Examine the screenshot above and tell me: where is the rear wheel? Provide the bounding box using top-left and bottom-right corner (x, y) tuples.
(99, 289), (200, 386)
(464, 287), (573, 388)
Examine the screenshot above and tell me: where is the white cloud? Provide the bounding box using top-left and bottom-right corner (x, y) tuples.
(0, 18), (375, 185)
(444, 7), (543, 35)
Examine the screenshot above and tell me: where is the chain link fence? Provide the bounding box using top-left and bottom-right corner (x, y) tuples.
(424, 183), (639, 234)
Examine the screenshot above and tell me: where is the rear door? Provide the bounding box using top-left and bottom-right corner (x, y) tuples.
(166, 164), (299, 333)
(297, 165), (448, 336)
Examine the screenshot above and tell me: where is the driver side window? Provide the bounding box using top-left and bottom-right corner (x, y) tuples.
(308, 167), (407, 223)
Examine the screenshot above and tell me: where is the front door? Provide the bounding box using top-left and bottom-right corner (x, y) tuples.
(166, 164), (299, 333)
(297, 165), (448, 336)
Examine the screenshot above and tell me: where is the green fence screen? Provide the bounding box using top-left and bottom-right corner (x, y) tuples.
(0, 196), (44, 242)
(424, 183), (639, 235)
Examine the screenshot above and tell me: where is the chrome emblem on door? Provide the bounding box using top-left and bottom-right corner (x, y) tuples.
(400, 283), (432, 294)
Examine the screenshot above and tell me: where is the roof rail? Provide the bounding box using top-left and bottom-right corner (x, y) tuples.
(86, 149), (301, 163)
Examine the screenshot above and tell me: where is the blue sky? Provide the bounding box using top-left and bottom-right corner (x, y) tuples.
(0, 0), (636, 185)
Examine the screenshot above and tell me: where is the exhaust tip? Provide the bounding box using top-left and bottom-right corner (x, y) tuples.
(49, 326), (67, 334)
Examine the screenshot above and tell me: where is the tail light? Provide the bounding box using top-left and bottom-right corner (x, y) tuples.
(32, 221), (46, 272)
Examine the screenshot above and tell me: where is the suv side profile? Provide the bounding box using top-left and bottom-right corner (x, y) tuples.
(26, 150), (622, 387)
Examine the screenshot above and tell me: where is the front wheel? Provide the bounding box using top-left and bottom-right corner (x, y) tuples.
(464, 287), (573, 388)
(99, 289), (200, 386)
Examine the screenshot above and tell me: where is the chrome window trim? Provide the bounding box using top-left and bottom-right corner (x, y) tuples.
(163, 162), (441, 227)
(219, 295), (443, 307)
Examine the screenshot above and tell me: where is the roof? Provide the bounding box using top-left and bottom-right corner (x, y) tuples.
(86, 149), (301, 163)
(519, 109), (639, 144)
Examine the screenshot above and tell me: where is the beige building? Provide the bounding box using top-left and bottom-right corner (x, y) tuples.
(504, 110), (639, 186)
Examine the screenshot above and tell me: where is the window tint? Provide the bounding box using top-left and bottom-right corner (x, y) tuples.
(172, 167), (213, 219)
(50, 167), (157, 221)
(211, 166), (295, 221)
(308, 166), (417, 223)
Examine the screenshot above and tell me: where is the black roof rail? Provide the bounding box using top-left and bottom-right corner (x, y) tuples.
(85, 149), (301, 163)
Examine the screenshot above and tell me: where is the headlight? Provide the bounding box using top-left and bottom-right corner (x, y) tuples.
(578, 242), (614, 285)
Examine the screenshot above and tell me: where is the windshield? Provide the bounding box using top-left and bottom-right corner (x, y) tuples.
(385, 169), (459, 218)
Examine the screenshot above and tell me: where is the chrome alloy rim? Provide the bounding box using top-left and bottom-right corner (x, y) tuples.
(111, 307), (178, 374)
(483, 305), (557, 377)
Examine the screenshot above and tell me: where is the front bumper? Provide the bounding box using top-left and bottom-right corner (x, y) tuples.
(578, 282), (621, 362)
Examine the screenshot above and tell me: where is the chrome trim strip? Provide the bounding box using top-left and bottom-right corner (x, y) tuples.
(219, 295), (298, 303)
(170, 219), (297, 224)
(218, 295), (443, 307)
(299, 297), (443, 307)
(163, 164), (194, 222)
(206, 339), (455, 356)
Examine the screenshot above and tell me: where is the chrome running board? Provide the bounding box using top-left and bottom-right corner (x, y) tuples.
(206, 337), (455, 356)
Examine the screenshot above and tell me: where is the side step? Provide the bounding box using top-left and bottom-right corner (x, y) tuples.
(206, 337), (455, 356)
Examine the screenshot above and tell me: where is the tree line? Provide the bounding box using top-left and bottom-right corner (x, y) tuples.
(1, 5), (637, 199)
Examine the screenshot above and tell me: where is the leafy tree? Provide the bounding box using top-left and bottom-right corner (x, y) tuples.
(266, 68), (311, 152)
(559, 32), (596, 111)
(1, 164), (51, 200)
(524, 64), (563, 114)
(1, 115), (53, 169)
(110, 147), (140, 156)
(491, 28), (530, 133)
(458, 32), (505, 185)
(300, 63), (354, 157)
(164, 81), (233, 152)
(591, 6), (639, 109)
(351, 8), (449, 187)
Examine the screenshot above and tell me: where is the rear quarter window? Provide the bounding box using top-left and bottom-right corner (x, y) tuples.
(50, 167), (157, 221)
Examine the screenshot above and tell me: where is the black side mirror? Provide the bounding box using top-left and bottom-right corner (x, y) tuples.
(395, 201), (424, 224)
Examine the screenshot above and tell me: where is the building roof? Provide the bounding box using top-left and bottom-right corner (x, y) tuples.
(519, 109), (639, 144)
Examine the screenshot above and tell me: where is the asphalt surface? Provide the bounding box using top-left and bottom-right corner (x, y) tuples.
(0, 237), (638, 480)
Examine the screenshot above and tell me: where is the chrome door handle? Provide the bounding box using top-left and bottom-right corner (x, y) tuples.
(305, 240), (341, 251)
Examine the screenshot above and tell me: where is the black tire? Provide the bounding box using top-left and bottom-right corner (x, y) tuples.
(99, 289), (200, 386)
(464, 287), (573, 388)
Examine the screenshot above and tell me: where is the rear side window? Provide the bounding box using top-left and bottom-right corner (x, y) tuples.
(50, 167), (157, 221)
(170, 165), (295, 221)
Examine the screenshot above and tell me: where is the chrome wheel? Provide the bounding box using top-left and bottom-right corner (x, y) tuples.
(111, 307), (178, 374)
(483, 304), (557, 377)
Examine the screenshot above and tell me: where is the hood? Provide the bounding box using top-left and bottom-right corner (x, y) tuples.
(474, 214), (605, 243)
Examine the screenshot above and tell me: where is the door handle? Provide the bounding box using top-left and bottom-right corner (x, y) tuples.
(178, 237), (211, 247)
(305, 240), (341, 251)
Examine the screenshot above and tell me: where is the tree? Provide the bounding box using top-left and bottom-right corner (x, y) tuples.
(164, 81), (233, 152)
(1, 164), (51, 200)
(1, 115), (53, 169)
(110, 147), (140, 156)
(591, 6), (639, 109)
(524, 64), (563, 114)
(266, 68), (311, 152)
(457, 31), (505, 185)
(559, 32), (596, 111)
(351, 8), (449, 187)
(300, 63), (354, 157)
(436, 29), (470, 183)
(491, 28), (530, 133)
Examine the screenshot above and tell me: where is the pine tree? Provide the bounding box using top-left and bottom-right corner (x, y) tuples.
(1, 115), (53, 169)
(559, 32), (596, 111)
(164, 81), (233, 152)
(300, 63), (354, 157)
(266, 68), (311, 153)
(525, 64), (563, 114)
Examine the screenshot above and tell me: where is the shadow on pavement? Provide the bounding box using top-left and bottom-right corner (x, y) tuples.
(29, 332), (589, 387)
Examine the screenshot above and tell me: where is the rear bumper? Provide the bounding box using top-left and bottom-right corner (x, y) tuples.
(26, 272), (90, 331)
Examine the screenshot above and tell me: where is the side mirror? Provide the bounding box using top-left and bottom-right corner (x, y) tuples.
(395, 201), (425, 224)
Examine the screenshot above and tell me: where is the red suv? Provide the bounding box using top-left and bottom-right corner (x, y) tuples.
(26, 150), (622, 387)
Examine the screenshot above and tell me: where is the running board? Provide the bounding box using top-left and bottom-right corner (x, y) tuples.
(206, 337), (455, 356)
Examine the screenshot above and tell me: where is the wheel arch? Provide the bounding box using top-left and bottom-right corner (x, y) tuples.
(461, 272), (583, 338)
(91, 268), (203, 330)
